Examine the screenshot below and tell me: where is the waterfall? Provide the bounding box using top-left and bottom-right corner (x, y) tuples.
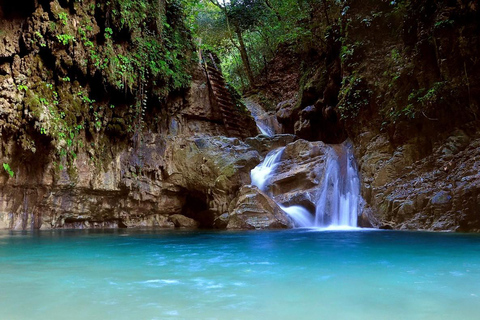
(279, 205), (314, 228)
(315, 143), (361, 228)
(250, 147), (285, 192)
(245, 97), (361, 229)
(257, 122), (275, 137)
(249, 142), (361, 229)
(243, 98), (277, 137)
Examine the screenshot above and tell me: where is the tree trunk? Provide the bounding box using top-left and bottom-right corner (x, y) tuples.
(235, 28), (255, 88)
(322, 0), (331, 26)
(264, 0), (283, 22)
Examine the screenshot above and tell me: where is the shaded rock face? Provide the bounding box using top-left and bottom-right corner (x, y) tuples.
(356, 125), (480, 231)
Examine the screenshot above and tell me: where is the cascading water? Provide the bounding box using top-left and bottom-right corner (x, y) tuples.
(257, 122), (275, 137)
(250, 147), (285, 192)
(249, 141), (362, 228)
(246, 100), (361, 229)
(243, 98), (276, 137)
(279, 205), (314, 228)
(314, 143), (361, 228)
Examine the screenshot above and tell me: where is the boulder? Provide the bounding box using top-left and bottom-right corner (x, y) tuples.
(245, 134), (296, 157)
(169, 214), (199, 228)
(269, 139), (328, 207)
(165, 136), (261, 221)
(226, 186), (293, 229)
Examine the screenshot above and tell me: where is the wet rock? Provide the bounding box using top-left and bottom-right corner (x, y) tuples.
(165, 136), (261, 222)
(213, 213), (229, 229)
(227, 186), (293, 229)
(276, 98), (297, 132)
(357, 206), (380, 228)
(269, 140), (328, 204)
(245, 134), (296, 157)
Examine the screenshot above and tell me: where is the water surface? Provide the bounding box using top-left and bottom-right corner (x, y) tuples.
(1, 229), (479, 319)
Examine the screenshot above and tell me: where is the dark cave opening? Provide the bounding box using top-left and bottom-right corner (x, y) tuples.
(0, 0), (36, 19)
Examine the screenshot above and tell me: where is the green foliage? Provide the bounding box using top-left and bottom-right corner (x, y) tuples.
(56, 34), (75, 45)
(434, 19), (454, 29)
(84, 0), (194, 96)
(27, 82), (88, 168)
(33, 31), (47, 47)
(18, 84), (28, 92)
(401, 82), (447, 119)
(2, 163), (14, 178)
(338, 73), (372, 119)
(58, 12), (68, 26)
(191, 0), (339, 91)
(383, 82), (448, 122)
(104, 27), (113, 39)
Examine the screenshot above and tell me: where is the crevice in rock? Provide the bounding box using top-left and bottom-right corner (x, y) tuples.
(181, 192), (213, 228)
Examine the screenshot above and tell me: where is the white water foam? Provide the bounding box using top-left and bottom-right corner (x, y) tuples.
(257, 122), (275, 137)
(250, 147), (284, 192)
(243, 98), (276, 136)
(279, 205), (314, 228)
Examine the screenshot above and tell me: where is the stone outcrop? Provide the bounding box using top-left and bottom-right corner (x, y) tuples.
(0, 132), (264, 229)
(0, 0), (274, 230)
(245, 134), (296, 157)
(269, 140), (328, 213)
(226, 185), (293, 229)
(355, 125), (480, 231)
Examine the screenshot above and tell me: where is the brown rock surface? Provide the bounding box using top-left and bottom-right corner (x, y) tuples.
(356, 125), (480, 231)
(269, 140), (329, 212)
(226, 186), (293, 229)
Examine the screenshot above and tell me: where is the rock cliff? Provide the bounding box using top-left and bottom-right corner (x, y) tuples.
(0, 0), (261, 230)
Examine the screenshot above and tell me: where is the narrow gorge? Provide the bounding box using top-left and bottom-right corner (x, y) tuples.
(1, 0), (479, 232)
(2, 1), (480, 319)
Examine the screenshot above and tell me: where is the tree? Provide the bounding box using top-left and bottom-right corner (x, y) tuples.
(206, 0), (267, 87)
(191, 0), (341, 91)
